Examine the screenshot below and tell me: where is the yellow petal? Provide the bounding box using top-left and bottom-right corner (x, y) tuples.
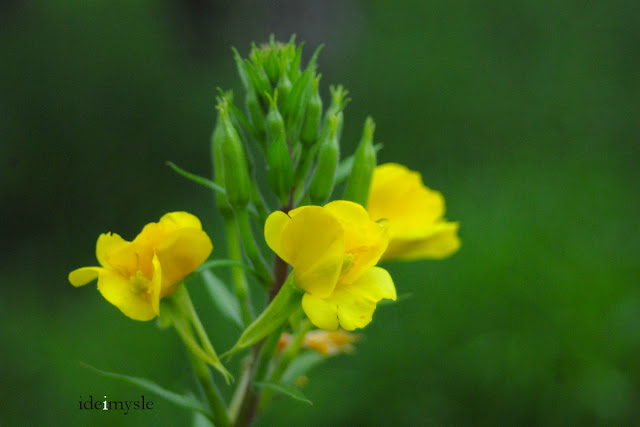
(105, 241), (155, 278)
(264, 210), (291, 264)
(133, 222), (165, 249)
(158, 211), (203, 232)
(96, 233), (129, 268)
(368, 163), (445, 238)
(324, 200), (389, 284)
(335, 267), (396, 331)
(382, 221), (460, 261)
(279, 206), (344, 298)
(96, 268), (157, 321)
(134, 211), (205, 250)
(155, 227), (213, 289)
(68, 266), (102, 287)
(302, 267), (395, 331)
(150, 254), (163, 315)
(302, 293), (339, 330)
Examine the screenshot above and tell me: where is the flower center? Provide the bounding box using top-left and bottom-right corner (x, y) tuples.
(130, 270), (151, 294)
(340, 254), (354, 276)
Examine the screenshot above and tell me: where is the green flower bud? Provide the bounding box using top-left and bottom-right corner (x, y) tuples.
(344, 116), (377, 206)
(267, 132), (294, 206)
(276, 66), (292, 113)
(211, 116), (233, 217)
(246, 86), (266, 148)
(324, 85), (349, 141)
(309, 113), (341, 205)
(300, 74), (323, 147)
(232, 47), (249, 90)
(266, 91), (285, 147)
(217, 98), (250, 209)
(264, 41), (280, 84)
(245, 49), (271, 100)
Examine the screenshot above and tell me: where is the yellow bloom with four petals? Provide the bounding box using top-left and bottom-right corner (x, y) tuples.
(367, 163), (460, 261)
(69, 212), (213, 321)
(265, 201), (396, 331)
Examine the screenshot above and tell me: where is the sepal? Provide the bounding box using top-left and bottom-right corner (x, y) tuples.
(343, 116), (376, 206)
(224, 275), (304, 357)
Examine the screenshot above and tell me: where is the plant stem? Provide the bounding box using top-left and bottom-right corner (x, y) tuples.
(224, 215), (254, 327)
(188, 351), (231, 427)
(232, 342), (263, 427)
(236, 207), (273, 287)
(258, 319), (312, 411)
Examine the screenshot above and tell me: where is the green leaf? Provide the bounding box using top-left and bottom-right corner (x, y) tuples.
(196, 259), (259, 277)
(224, 277), (303, 358)
(80, 362), (213, 420)
(191, 410), (215, 427)
(166, 161), (226, 194)
(254, 381), (313, 405)
(200, 270), (244, 330)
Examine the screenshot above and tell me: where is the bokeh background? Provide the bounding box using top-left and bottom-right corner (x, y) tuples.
(2, 1), (639, 425)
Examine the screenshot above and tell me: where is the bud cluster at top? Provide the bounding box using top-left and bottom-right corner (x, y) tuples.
(211, 35), (372, 213)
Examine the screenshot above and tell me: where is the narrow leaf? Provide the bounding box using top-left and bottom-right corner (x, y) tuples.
(80, 362), (213, 420)
(197, 259), (258, 278)
(200, 270), (244, 330)
(166, 162), (226, 194)
(254, 381), (313, 405)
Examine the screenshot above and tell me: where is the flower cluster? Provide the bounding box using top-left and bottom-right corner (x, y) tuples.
(68, 37), (460, 427)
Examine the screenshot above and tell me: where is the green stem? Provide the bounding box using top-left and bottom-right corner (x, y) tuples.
(228, 356), (252, 422)
(187, 351), (231, 427)
(179, 286), (232, 383)
(258, 319), (312, 411)
(250, 181), (270, 225)
(232, 343), (263, 427)
(236, 208), (273, 287)
(253, 322), (287, 383)
(224, 215), (254, 327)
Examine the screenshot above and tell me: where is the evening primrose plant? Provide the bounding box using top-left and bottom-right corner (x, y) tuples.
(69, 36), (460, 426)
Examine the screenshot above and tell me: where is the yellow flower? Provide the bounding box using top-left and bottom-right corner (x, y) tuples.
(302, 329), (360, 356)
(265, 201), (396, 331)
(69, 212), (213, 321)
(278, 329), (359, 356)
(367, 163), (460, 261)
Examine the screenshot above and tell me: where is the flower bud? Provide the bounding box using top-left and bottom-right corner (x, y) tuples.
(276, 64), (292, 112)
(309, 113), (341, 205)
(267, 132), (294, 206)
(217, 98), (251, 209)
(344, 116), (377, 206)
(266, 92), (285, 147)
(324, 85), (349, 141)
(300, 75), (323, 147)
(210, 116), (233, 217)
(264, 45), (280, 84)
(246, 87), (266, 147)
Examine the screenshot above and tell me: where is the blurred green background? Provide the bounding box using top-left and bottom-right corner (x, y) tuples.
(2, 1), (639, 425)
